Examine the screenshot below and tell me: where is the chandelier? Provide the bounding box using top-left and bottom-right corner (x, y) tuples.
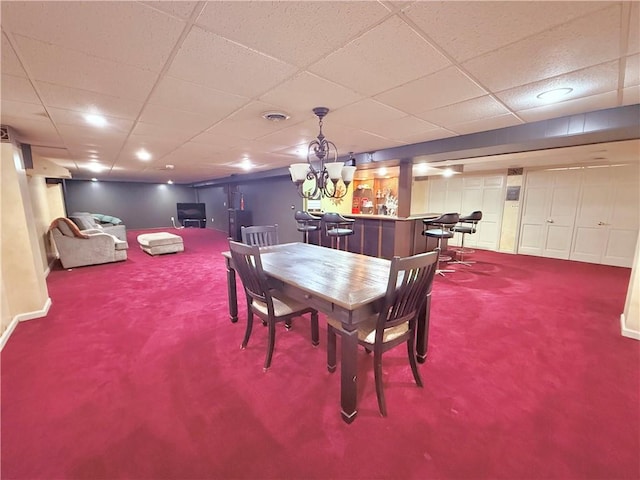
(289, 107), (357, 199)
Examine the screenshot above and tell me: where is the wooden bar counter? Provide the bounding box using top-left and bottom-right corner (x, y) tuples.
(308, 213), (441, 259)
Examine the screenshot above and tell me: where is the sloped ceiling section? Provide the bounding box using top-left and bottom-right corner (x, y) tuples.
(1, 1), (638, 183)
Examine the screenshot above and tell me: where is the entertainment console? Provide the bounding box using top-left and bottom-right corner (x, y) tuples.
(177, 203), (206, 228)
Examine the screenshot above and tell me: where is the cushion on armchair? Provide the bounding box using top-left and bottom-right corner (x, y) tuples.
(49, 217), (89, 239)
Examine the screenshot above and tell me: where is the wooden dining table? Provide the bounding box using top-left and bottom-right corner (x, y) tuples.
(222, 242), (433, 423)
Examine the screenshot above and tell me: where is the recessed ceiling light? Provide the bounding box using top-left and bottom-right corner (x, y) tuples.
(136, 149), (151, 161)
(378, 167), (387, 176)
(167, 180), (173, 184)
(84, 113), (108, 128)
(87, 164), (106, 173)
(240, 158), (253, 171)
(91, 178), (98, 182)
(536, 87), (573, 101)
(165, 164), (174, 170)
(262, 111), (290, 122)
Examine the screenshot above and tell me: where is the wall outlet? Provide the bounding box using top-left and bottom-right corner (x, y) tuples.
(170, 216), (174, 222)
(211, 217), (214, 222)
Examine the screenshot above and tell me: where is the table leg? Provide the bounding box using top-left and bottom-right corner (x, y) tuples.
(340, 326), (358, 423)
(416, 295), (431, 364)
(226, 259), (238, 323)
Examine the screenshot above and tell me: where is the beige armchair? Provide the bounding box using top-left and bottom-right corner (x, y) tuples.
(49, 218), (128, 269)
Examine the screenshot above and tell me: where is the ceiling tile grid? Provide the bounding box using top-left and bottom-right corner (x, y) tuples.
(0, 1), (637, 183)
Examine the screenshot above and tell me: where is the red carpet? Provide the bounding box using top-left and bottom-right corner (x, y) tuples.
(2, 228), (639, 479)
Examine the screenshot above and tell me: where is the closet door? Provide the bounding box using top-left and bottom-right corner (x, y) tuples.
(519, 169), (580, 259)
(572, 165), (639, 267)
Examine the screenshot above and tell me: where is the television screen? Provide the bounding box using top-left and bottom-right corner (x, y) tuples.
(177, 203), (206, 221)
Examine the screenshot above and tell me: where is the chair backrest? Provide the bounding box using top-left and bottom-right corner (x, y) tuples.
(375, 250), (439, 343)
(241, 224), (279, 246)
(424, 212), (459, 228)
(460, 211), (482, 223)
(228, 240), (273, 313)
(294, 210), (321, 226)
(323, 212), (355, 234)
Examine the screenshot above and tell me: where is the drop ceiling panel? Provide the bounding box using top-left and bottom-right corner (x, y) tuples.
(166, 26), (297, 98)
(622, 86), (640, 106)
(516, 91), (619, 122)
(329, 99), (407, 131)
(137, 104), (217, 133)
(12, 35), (158, 101)
(2, 2), (187, 72)
(404, 1), (611, 63)
(628, 2), (640, 55)
(258, 72), (364, 118)
(308, 16), (451, 96)
(200, 101), (294, 141)
(496, 61), (621, 111)
(1, 74), (40, 104)
(131, 122), (196, 145)
(148, 76), (249, 118)
(419, 95), (511, 128)
(1, 114), (63, 146)
(624, 54), (639, 87)
(47, 107), (134, 134)
(141, 1), (201, 21)
(376, 66), (488, 115)
(1, 35), (27, 77)
(196, 1), (390, 68)
(35, 82), (144, 121)
(462, 5), (623, 92)
(447, 113), (523, 136)
(1, 99), (49, 120)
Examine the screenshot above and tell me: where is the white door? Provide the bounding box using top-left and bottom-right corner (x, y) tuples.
(603, 165), (640, 267)
(572, 164), (640, 267)
(519, 169), (580, 259)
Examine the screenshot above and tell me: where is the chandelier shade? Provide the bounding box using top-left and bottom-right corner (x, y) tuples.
(289, 107), (356, 199)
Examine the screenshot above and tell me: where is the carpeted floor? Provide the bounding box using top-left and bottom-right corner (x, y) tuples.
(2, 227), (638, 479)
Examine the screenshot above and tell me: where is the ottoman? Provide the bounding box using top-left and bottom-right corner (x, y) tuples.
(137, 232), (184, 256)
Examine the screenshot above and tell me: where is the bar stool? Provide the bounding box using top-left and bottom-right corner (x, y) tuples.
(294, 210), (321, 244)
(422, 213), (459, 276)
(323, 212), (355, 250)
(450, 211), (482, 266)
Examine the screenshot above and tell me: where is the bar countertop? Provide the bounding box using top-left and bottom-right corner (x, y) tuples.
(340, 213), (440, 221)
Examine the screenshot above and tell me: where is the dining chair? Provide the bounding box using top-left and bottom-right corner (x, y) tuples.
(422, 213), (459, 276)
(241, 224), (279, 247)
(326, 249), (439, 416)
(323, 212), (355, 250)
(294, 210), (321, 243)
(450, 211), (483, 266)
(228, 240), (319, 371)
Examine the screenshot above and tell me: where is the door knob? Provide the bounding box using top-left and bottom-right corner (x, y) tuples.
(546, 219), (554, 223)
(598, 221), (606, 226)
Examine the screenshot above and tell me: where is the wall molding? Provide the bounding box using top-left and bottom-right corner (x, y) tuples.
(620, 314), (640, 341)
(0, 297), (52, 351)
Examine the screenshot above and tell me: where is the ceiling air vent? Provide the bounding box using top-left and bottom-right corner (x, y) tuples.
(1, 125), (11, 143)
(261, 111), (290, 122)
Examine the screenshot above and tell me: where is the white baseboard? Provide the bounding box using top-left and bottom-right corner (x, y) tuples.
(0, 297), (52, 351)
(620, 313), (640, 340)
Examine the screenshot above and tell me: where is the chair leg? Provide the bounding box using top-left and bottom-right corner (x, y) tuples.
(327, 325), (337, 372)
(436, 236), (455, 276)
(242, 308), (253, 349)
(450, 233), (475, 266)
(407, 337), (423, 388)
(309, 311), (319, 346)
(264, 320), (276, 371)
(373, 349), (387, 417)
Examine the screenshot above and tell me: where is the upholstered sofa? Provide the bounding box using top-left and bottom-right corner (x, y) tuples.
(69, 212), (126, 242)
(49, 217), (128, 269)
